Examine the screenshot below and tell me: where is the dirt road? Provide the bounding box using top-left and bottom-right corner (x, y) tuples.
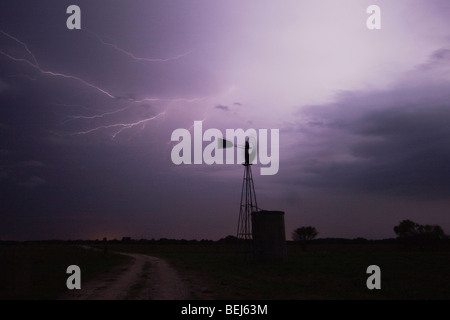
(61, 253), (189, 300)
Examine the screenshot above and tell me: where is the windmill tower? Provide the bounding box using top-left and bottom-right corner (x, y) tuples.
(236, 139), (258, 259)
(219, 135), (286, 261)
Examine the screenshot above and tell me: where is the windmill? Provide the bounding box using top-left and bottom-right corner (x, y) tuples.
(219, 134), (287, 262)
(219, 136), (259, 259)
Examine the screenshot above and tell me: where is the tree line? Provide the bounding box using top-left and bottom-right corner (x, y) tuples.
(292, 219), (448, 249)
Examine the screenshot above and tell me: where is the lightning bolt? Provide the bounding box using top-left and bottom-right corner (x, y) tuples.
(1, 30), (211, 143)
(0, 30), (204, 103)
(0, 30), (39, 66)
(69, 111), (166, 139)
(58, 105), (134, 125)
(87, 30), (193, 63)
(0, 30), (121, 99)
(0, 48), (117, 99)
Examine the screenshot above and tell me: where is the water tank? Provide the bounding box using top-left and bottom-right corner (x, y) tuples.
(252, 210), (287, 261)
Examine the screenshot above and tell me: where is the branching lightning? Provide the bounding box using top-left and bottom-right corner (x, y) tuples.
(88, 31), (193, 63)
(0, 30), (39, 66)
(1, 29), (207, 141)
(0, 48), (117, 99)
(70, 111), (166, 139)
(58, 105), (134, 125)
(0, 30), (204, 103)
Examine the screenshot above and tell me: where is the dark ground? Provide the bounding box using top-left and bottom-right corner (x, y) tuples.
(1, 241), (449, 299)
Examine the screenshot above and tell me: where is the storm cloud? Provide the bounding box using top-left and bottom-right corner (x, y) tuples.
(284, 47), (450, 199)
(1, 0), (450, 240)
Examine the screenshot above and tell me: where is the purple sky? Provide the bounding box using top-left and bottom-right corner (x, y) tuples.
(1, 0), (449, 240)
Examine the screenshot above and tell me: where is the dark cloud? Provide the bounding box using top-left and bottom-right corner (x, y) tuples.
(285, 49), (450, 199)
(418, 47), (450, 71)
(1, 1), (450, 240)
(297, 106), (450, 198)
(430, 48), (450, 61)
(215, 104), (229, 111)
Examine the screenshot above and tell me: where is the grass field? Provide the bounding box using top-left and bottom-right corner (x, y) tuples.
(0, 244), (130, 300)
(109, 243), (450, 300)
(1, 242), (448, 299)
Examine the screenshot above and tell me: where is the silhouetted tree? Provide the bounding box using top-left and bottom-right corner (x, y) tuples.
(394, 220), (446, 245)
(394, 220), (419, 238)
(292, 226), (318, 250)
